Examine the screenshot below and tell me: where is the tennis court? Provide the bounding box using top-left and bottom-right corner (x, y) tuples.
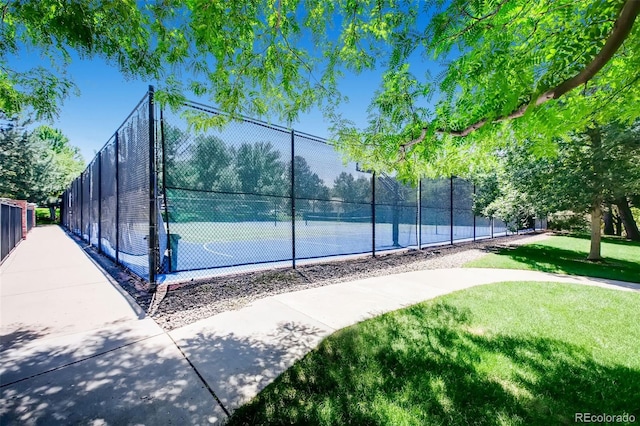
(161, 219), (501, 273)
(86, 216), (508, 280)
(60, 90), (543, 284)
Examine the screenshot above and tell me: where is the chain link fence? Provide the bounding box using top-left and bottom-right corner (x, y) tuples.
(62, 92), (154, 281)
(62, 87), (546, 284)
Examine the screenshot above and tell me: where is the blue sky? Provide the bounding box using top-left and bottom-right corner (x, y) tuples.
(17, 52), (382, 165)
(48, 59), (151, 161)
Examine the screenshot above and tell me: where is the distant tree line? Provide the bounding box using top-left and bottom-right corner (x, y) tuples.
(161, 126), (414, 222)
(0, 117), (84, 209)
(473, 121), (640, 245)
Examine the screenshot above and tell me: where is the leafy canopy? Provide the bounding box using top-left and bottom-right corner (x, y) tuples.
(4, 0), (640, 178)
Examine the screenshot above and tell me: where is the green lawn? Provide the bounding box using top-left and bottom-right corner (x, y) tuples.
(228, 282), (640, 425)
(464, 235), (640, 283)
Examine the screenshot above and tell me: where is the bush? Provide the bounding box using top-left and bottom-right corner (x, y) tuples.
(36, 207), (60, 224)
(548, 211), (588, 232)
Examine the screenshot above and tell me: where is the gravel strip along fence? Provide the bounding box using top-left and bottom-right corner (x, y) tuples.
(146, 232), (552, 331)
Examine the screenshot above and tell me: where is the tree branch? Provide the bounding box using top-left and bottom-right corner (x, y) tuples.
(1, 2), (9, 23)
(399, 126), (428, 155)
(435, 0), (640, 138)
(553, 0), (640, 98)
(442, 0), (508, 43)
(462, 0), (509, 22)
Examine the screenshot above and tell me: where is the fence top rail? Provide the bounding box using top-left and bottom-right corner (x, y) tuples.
(182, 100), (293, 135)
(0, 198), (24, 208)
(181, 100), (331, 146)
(292, 129), (329, 144)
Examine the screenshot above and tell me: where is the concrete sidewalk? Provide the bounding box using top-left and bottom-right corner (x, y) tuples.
(168, 267), (640, 414)
(2, 226), (639, 424)
(1, 226), (227, 425)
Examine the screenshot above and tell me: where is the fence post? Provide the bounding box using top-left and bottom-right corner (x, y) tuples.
(71, 181), (74, 231)
(148, 85), (158, 289)
(372, 172), (376, 257)
(418, 179), (422, 249)
(491, 217), (494, 239)
(115, 131), (120, 265)
(88, 168), (92, 243)
(60, 192), (64, 228)
(77, 178), (80, 234)
(97, 151), (102, 253)
(70, 183), (73, 230)
(450, 176), (454, 245)
(473, 183), (476, 241)
(80, 172), (84, 238)
(160, 106), (172, 273)
(291, 129), (296, 269)
(66, 190), (69, 228)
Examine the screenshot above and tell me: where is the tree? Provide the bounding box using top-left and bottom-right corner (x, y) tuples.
(615, 195), (640, 241)
(472, 173), (539, 232)
(235, 142), (287, 196)
(34, 125), (85, 186)
(234, 141), (288, 218)
(2, 1), (162, 120)
(290, 156), (330, 212)
(0, 119), (37, 199)
(477, 121), (640, 259)
(5, 1), (639, 178)
(0, 120), (83, 205)
(189, 135), (236, 191)
(162, 124), (193, 189)
(337, 0), (640, 178)
(331, 172), (371, 203)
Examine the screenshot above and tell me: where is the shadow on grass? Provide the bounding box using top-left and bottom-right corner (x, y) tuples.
(228, 303), (640, 425)
(556, 232), (640, 248)
(483, 244), (640, 283)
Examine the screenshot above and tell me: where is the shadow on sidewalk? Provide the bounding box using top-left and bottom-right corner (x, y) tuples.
(0, 323), (224, 424)
(174, 320), (330, 412)
(0, 325), (51, 353)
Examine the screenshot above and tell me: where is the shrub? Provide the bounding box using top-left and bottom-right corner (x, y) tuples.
(548, 211), (588, 232)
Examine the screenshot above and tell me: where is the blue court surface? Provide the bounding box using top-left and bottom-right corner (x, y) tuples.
(154, 221), (504, 282)
(94, 220), (509, 283)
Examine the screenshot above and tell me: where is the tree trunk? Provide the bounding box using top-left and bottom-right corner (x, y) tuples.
(587, 202), (602, 260)
(616, 196), (640, 241)
(585, 125), (603, 261)
(603, 205), (614, 235)
(614, 211), (623, 236)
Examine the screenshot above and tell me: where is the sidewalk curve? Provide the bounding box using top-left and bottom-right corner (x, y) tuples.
(168, 267), (640, 415)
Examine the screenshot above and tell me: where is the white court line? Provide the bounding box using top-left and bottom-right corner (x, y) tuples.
(202, 242), (234, 257)
(300, 241), (342, 247)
